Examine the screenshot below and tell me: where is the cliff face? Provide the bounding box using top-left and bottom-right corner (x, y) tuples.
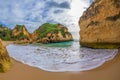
(0, 39), (11, 72)
(79, 0), (120, 48)
(32, 23), (73, 43)
(12, 25), (31, 41)
(0, 23), (73, 43)
(0, 25), (12, 41)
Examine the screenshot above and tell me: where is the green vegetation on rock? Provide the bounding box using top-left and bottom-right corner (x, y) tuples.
(35, 23), (59, 38)
(0, 59), (11, 72)
(61, 29), (66, 37)
(33, 23), (73, 43)
(0, 25), (13, 41)
(0, 24), (26, 41)
(13, 32), (27, 40)
(14, 25), (24, 31)
(12, 25), (29, 40)
(0, 23), (73, 44)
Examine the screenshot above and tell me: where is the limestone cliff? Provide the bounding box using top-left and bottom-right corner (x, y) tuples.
(79, 0), (120, 48)
(32, 23), (73, 43)
(0, 39), (11, 72)
(12, 25), (31, 41)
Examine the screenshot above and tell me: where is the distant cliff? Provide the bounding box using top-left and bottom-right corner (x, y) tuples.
(0, 23), (73, 44)
(0, 39), (11, 72)
(0, 25), (12, 41)
(79, 0), (120, 48)
(12, 25), (31, 41)
(32, 23), (73, 43)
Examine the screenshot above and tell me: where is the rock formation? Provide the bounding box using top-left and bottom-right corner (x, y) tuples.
(0, 39), (11, 72)
(32, 23), (73, 43)
(0, 25), (12, 41)
(12, 25), (32, 41)
(79, 0), (120, 48)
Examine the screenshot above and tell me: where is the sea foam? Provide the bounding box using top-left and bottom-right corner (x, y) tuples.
(6, 42), (118, 72)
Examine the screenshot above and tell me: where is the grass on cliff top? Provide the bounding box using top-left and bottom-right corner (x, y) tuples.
(0, 30), (12, 41)
(0, 25), (9, 30)
(36, 23), (59, 38)
(14, 25), (25, 31)
(0, 25), (13, 41)
(13, 32), (27, 40)
(13, 25), (28, 40)
(0, 60), (11, 72)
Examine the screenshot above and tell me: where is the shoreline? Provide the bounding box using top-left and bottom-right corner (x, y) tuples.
(0, 51), (120, 80)
(0, 41), (120, 80)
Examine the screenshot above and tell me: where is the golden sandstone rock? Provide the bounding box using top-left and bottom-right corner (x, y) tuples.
(32, 23), (73, 43)
(79, 0), (120, 48)
(0, 39), (11, 72)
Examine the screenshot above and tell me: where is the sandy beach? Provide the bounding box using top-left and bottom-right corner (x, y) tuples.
(0, 41), (120, 80)
(2, 41), (14, 46)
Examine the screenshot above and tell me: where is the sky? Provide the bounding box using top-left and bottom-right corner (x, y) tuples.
(0, 0), (93, 39)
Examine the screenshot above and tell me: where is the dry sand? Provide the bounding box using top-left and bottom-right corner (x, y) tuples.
(0, 41), (120, 80)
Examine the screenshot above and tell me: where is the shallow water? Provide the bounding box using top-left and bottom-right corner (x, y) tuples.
(7, 41), (118, 72)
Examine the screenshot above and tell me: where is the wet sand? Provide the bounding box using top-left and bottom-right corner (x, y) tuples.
(0, 41), (120, 80)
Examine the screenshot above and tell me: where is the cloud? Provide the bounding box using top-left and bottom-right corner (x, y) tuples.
(0, 0), (93, 39)
(53, 10), (64, 14)
(45, 1), (70, 9)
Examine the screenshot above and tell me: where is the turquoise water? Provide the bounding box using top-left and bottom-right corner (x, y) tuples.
(33, 41), (74, 47)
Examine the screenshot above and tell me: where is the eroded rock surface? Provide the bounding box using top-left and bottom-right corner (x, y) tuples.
(0, 39), (11, 72)
(79, 0), (120, 48)
(32, 23), (73, 43)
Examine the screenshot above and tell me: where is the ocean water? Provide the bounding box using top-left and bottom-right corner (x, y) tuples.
(7, 41), (118, 72)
